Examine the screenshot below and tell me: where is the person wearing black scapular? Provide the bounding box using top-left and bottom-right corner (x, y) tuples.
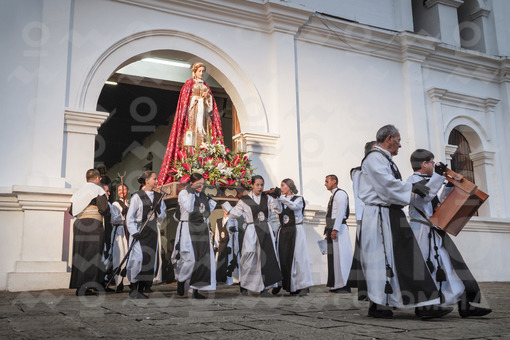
(109, 184), (130, 292)
(407, 149), (491, 318)
(126, 171), (167, 299)
(214, 209), (233, 285)
(323, 174), (353, 294)
(172, 173), (217, 299)
(222, 175), (282, 297)
(347, 141), (375, 299)
(69, 169), (110, 296)
(272, 178), (313, 296)
(359, 124), (451, 319)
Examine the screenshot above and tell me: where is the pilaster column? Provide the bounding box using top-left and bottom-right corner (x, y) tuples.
(470, 151), (495, 217)
(6, 186), (74, 291)
(424, 0), (464, 46)
(64, 109), (109, 188)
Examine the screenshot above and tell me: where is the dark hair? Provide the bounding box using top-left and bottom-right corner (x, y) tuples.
(364, 141), (377, 156)
(117, 184), (129, 191)
(281, 178), (298, 194)
(376, 124), (399, 143)
(86, 169), (100, 182)
(410, 149), (435, 171)
(251, 175), (264, 185)
(137, 170), (155, 185)
(190, 173), (204, 183)
(326, 174), (338, 185)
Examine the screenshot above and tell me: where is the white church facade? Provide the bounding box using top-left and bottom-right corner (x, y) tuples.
(1, 0), (509, 291)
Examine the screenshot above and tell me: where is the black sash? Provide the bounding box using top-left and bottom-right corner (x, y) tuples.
(189, 193), (212, 287)
(241, 194), (282, 287)
(135, 190), (161, 283)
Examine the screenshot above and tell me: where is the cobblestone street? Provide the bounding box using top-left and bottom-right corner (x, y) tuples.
(0, 282), (507, 339)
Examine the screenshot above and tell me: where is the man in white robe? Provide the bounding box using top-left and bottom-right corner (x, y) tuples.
(347, 141), (375, 299)
(359, 124), (451, 319)
(324, 174), (353, 293)
(407, 149), (491, 318)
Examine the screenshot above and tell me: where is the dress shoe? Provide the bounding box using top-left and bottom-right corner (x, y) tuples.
(368, 302), (393, 319)
(129, 289), (148, 299)
(459, 303), (492, 318)
(193, 289), (206, 299)
(330, 287), (351, 294)
(298, 289), (308, 297)
(177, 281), (185, 296)
(240, 286), (248, 296)
(76, 288), (96, 296)
(115, 283), (124, 293)
(272, 287), (281, 295)
(260, 289), (274, 297)
(103, 287), (115, 293)
(415, 305), (453, 320)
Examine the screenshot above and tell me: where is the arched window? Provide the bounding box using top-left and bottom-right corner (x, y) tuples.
(448, 128), (475, 184)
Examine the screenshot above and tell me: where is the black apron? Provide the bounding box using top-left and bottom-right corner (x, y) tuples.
(241, 194), (282, 287)
(134, 190), (161, 283)
(188, 192), (212, 287)
(325, 189), (349, 288)
(215, 217), (230, 283)
(278, 196), (303, 292)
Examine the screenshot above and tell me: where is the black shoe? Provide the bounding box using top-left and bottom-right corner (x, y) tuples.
(415, 305), (453, 320)
(193, 289), (206, 299)
(240, 286), (248, 296)
(272, 287), (281, 295)
(298, 289), (308, 297)
(104, 287), (115, 293)
(290, 290), (299, 295)
(116, 283), (124, 293)
(260, 289), (274, 298)
(75, 288), (96, 296)
(330, 287), (351, 294)
(177, 281), (185, 296)
(129, 289), (148, 299)
(368, 302), (393, 319)
(459, 304), (492, 318)
(144, 286), (153, 293)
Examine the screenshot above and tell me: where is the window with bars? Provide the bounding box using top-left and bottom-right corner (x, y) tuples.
(448, 128), (475, 184)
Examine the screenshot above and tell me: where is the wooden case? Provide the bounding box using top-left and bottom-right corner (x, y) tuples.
(429, 168), (488, 236)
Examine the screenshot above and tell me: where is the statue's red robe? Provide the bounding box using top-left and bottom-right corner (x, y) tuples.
(157, 78), (224, 185)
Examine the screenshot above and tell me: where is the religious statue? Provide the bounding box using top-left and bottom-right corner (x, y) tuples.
(158, 62), (224, 185)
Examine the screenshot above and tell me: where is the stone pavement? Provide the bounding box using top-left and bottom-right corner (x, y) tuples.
(0, 282), (508, 339)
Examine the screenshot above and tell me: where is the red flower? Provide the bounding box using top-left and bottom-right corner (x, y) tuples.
(218, 178), (228, 185)
(240, 170), (246, 177)
(203, 172), (209, 179)
(225, 148), (230, 154)
(233, 155), (241, 165)
(227, 179), (236, 185)
(189, 147), (196, 156)
(169, 168), (178, 174)
(180, 175), (190, 183)
(178, 150), (187, 161)
(182, 163), (191, 172)
(198, 157), (204, 166)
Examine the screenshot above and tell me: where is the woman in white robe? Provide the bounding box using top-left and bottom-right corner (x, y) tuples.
(126, 171), (166, 299)
(273, 178), (313, 296)
(222, 175), (282, 296)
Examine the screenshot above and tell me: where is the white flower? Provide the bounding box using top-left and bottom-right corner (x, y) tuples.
(224, 167), (233, 176)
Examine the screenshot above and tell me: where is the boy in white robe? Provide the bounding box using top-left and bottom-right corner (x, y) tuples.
(407, 149), (491, 318)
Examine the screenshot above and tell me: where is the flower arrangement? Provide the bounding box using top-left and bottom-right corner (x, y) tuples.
(169, 140), (255, 188)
